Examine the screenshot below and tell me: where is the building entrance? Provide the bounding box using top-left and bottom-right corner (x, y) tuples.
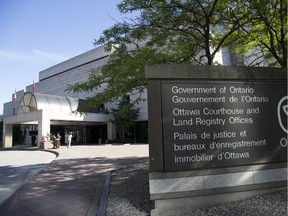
(87, 125), (107, 144)
(51, 124), (108, 145)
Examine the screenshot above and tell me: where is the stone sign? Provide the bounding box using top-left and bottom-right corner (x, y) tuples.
(146, 65), (287, 171)
(162, 81), (287, 171)
(146, 65), (287, 215)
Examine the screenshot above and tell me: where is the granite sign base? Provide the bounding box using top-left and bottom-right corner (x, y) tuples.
(149, 163), (287, 216)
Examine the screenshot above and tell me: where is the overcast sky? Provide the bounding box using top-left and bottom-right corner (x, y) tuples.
(0, 0), (126, 114)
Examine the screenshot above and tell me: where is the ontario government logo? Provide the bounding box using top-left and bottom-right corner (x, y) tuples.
(278, 96), (288, 147)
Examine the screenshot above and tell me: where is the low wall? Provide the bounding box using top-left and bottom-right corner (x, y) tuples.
(149, 163), (286, 215)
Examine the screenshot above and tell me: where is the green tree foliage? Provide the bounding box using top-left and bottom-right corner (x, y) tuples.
(67, 0), (287, 106)
(100, 0), (242, 65)
(229, 0), (287, 67)
(111, 96), (140, 140)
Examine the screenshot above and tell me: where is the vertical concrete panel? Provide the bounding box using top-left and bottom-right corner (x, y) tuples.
(107, 122), (116, 140)
(37, 110), (51, 147)
(3, 124), (13, 148)
(147, 80), (164, 171)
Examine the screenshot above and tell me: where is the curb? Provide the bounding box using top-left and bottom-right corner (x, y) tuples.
(87, 172), (111, 216)
(87, 174), (105, 216)
(97, 172), (111, 216)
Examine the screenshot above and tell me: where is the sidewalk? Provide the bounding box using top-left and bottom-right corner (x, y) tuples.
(0, 144), (149, 216)
(0, 148), (57, 207)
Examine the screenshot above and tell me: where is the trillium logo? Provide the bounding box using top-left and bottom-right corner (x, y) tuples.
(278, 96), (288, 134)
(278, 96), (288, 147)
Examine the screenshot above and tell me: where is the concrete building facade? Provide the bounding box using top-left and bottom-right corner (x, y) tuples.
(1, 46), (148, 148)
(1, 44), (231, 148)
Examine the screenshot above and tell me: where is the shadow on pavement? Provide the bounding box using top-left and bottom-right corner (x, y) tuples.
(0, 163), (51, 207)
(0, 156), (149, 216)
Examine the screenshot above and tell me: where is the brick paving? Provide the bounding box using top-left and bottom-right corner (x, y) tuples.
(0, 144), (149, 216)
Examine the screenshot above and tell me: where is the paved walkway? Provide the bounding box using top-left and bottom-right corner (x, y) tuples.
(0, 144), (149, 216)
(0, 149), (57, 206)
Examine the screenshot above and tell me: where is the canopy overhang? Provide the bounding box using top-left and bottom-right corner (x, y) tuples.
(2, 92), (111, 148)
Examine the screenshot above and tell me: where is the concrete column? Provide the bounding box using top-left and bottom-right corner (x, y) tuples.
(107, 122), (116, 141)
(3, 124), (13, 148)
(37, 110), (50, 147)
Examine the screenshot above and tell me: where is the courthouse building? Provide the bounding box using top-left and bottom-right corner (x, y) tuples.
(0, 46), (149, 147)
(0, 45), (232, 148)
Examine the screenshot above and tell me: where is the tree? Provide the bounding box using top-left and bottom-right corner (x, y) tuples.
(100, 0), (243, 65)
(229, 0), (287, 67)
(67, 0), (241, 105)
(67, 0), (287, 106)
(111, 96), (139, 140)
